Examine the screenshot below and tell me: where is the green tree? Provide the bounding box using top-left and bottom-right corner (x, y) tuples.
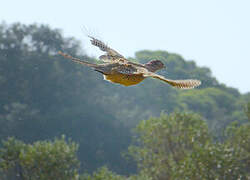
(80, 166), (153, 180)
(0, 136), (80, 180)
(177, 87), (242, 137)
(129, 112), (249, 179)
(80, 167), (126, 180)
(128, 112), (210, 179)
(177, 143), (246, 180)
(225, 103), (250, 177)
(246, 102), (250, 121)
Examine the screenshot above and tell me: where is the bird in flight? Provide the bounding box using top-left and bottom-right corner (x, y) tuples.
(58, 36), (201, 89)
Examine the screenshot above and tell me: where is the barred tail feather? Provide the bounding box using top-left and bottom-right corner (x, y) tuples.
(144, 72), (201, 89)
(164, 79), (201, 89)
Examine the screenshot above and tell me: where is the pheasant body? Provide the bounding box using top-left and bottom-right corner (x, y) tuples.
(58, 36), (201, 89)
(104, 74), (145, 86)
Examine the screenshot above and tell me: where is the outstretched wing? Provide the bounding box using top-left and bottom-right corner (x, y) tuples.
(88, 36), (148, 69)
(88, 36), (124, 59)
(58, 51), (98, 68)
(143, 72), (201, 89)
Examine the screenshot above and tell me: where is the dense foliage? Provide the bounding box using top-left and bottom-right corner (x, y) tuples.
(128, 112), (250, 179)
(0, 22), (249, 179)
(0, 136), (79, 180)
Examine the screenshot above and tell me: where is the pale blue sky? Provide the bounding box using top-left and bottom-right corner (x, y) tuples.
(1, 0), (250, 93)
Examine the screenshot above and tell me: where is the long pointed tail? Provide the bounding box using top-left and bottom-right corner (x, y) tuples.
(58, 51), (98, 68)
(163, 79), (201, 89)
(144, 72), (201, 89)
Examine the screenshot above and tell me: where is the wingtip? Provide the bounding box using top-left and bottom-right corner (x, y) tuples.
(87, 35), (94, 39)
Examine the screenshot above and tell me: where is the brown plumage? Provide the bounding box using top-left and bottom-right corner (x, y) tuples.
(58, 37), (201, 88)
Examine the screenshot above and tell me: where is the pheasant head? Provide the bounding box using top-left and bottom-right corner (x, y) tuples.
(145, 60), (165, 72)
